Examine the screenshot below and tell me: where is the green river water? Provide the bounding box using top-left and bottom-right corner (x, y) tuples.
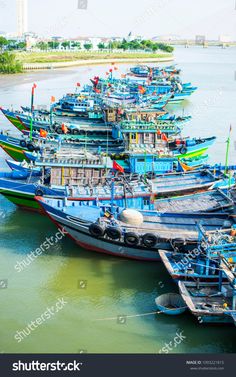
(0, 46), (236, 353)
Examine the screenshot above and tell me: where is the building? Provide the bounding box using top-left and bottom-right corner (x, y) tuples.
(16, 0), (28, 37)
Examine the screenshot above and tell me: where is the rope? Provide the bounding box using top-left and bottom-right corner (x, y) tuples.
(95, 306), (188, 321)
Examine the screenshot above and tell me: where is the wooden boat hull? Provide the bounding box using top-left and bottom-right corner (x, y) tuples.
(36, 198), (236, 260)
(179, 281), (236, 325)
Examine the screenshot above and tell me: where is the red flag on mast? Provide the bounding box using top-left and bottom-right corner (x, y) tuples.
(113, 160), (124, 173)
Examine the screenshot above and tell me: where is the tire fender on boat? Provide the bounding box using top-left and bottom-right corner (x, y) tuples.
(89, 223), (106, 238)
(142, 233), (158, 248)
(106, 226), (122, 240)
(124, 232), (139, 246)
(20, 140), (27, 148)
(27, 142), (36, 152)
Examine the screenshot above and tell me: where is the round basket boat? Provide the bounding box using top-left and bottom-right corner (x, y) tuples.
(155, 293), (187, 315)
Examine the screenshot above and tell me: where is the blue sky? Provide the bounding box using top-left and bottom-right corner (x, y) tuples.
(0, 0), (236, 39)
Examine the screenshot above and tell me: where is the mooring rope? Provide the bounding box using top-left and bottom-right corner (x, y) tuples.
(95, 306), (188, 321)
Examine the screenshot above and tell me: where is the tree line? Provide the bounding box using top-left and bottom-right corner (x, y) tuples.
(0, 36), (173, 53)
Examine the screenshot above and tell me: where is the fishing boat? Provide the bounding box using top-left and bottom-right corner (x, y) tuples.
(0, 154), (159, 212)
(159, 223), (236, 281)
(0, 170), (63, 211)
(0, 155), (230, 213)
(35, 196), (236, 260)
(0, 132), (38, 162)
(6, 159), (42, 176)
(179, 257), (236, 325)
(1, 107), (186, 136)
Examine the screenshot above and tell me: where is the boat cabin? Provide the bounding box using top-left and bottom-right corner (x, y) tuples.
(127, 153), (180, 174)
(36, 155), (113, 187)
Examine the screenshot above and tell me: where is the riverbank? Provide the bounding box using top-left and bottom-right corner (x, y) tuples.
(15, 51), (173, 71)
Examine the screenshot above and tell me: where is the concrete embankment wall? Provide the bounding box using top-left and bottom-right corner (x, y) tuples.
(23, 57), (174, 71)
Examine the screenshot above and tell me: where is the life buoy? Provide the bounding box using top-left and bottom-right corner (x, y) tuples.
(142, 233), (157, 248)
(27, 142), (35, 152)
(180, 146), (187, 155)
(106, 226), (122, 240)
(20, 140), (27, 148)
(89, 223), (105, 238)
(124, 232), (139, 246)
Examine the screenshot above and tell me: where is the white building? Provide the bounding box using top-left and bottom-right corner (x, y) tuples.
(16, 0), (28, 37)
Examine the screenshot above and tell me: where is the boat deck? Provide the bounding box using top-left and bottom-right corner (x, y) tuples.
(155, 190), (233, 213)
(60, 204), (233, 241)
(152, 171), (216, 194)
(179, 281), (234, 315)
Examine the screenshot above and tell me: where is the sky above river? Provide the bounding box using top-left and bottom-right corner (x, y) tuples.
(0, 0), (236, 40)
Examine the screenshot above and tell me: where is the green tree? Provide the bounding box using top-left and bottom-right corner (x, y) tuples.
(48, 41), (60, 49)
(36, 42), (48, 51)
(84, 43), (93, 50)
(0, 52), (23, 73)
(119, 39), (129, 51)
(152, 44), (158, 52)
(0, 36), (8, 50)
(71, 41), (81, 49)
(129, 39), (141, 50)
(16, 41), (26, 50)
(61, 41), (70, 49)
(98, 42), (105, 50)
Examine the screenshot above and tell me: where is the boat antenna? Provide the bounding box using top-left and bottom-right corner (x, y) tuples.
(224, 124), (232, 175)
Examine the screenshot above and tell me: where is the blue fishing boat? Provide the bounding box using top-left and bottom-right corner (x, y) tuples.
(0, 154), (158, 212)
(179, 256), (236, 325)
(35, 195), (236, 260)
(160, 222), (236, 280)
(6, 159), (42, 176)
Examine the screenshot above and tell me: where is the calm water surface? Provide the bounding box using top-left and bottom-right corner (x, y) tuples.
(0, 47), (236, 353)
